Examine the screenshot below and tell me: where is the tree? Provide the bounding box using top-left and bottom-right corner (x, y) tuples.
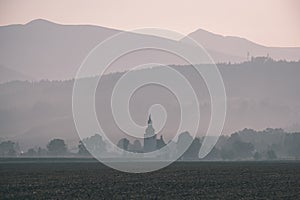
(232, 140), (254, 159)
(220, 149), (235, 160)
(128, 140), (142, 152)
(47, 139), (67, 156)
(284, 133), (300, 159)
(253, 152), (262, 160)
(83, 134), (107, 154)
(23, 148), (38, 157)
(37, 147), (47, 156)
(204, 147), (221, 160)
(266, 150), (277, 160)
(221, 133), (254, 160)
(0, 141), (17, 157)
(182, 138), (201, 160)
(177, 131), (193, 160)
(117, 138), (130, 151)
(78, 140), (90, 156)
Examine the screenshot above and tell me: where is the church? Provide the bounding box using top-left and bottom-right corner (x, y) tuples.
(143, 115), (166, 152)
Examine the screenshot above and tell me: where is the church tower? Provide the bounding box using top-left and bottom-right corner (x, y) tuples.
(144, 115), (157, 152)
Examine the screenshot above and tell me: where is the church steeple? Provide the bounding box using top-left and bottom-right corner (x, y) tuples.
(145, 114), (154, 137)
(148, 114), (152, 125)
(144, 114), (156, 152)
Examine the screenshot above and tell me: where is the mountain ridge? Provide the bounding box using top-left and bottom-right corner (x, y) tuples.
(0, 19), (299, 82)
(181, 28), (300, 60)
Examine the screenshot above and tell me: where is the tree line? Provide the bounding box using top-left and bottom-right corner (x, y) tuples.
(1, 128), (299, 160)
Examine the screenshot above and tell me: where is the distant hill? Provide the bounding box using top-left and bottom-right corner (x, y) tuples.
(0, 19), (120, 81)
(0, 19), (199, 81)
(2, 19), (299, 81)
(181, 28), (300, 61)
(0, 60), (300, 150)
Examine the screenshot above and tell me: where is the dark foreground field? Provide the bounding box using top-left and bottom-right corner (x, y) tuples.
(0, 159), (299, 199)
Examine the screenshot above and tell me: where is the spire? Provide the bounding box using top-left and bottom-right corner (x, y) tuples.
(148, 114), (152, 125)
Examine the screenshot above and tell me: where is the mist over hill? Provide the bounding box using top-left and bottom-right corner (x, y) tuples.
(0, 60), (299, 150)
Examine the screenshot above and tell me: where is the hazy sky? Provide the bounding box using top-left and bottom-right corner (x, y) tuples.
(0, 0), (299, 47)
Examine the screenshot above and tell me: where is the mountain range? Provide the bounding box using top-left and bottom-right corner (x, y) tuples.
(0, 19), (300, 83)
